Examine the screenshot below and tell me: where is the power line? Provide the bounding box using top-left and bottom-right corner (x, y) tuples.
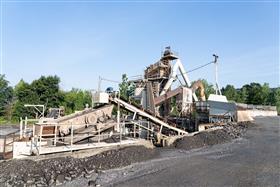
(100, 77), (120, 84)
(127, 61), (215, 82)
(186, 61), (214, 73)
(99, 61), (215, 88)
(173, 61), (214, 81)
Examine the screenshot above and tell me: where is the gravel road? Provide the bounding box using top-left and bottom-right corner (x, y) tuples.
(106, 116), (280, 187)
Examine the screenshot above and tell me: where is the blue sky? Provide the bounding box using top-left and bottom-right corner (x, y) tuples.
(1, 1), (279, 91)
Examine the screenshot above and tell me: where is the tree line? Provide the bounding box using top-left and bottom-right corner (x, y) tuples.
(200, 79), (279, 112)
(0, 75), (91, 124)
(0, 75), (279, 124)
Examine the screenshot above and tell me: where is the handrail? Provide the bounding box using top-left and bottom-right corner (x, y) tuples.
(110, 97), (188, 135)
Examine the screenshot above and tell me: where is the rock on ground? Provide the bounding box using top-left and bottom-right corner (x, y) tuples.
(174, 122), (251, 150)
(0, 146), (158, 187)
(0, 122), (251, 187)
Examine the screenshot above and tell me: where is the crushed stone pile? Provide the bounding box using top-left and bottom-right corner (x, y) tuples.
(0, 122), (252, 187)
(0, 146), (158, 187)
(174, 122), (251, 150)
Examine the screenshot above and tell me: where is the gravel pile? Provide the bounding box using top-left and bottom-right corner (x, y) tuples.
(0, 146), (158, 187)
(0, 122), (251, 187)
(174, 122), (251, 150)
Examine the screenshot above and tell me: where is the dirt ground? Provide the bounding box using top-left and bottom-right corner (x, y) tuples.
(0, 121), (252, 187)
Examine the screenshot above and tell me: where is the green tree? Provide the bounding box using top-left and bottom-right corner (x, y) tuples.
(12, 80), (40, 119)
(261, 83), (270, 105)
(191, 79), (215, 99)
(63, 88), (91, 114)
(244, 83), (271, 105)
(31, 75), (64, 108)
(221, 85), (237, 101)
(267, 88), (280, 114)
(201, 79), (215, 99)
(12, 76), (64, 120)
(236, 86), (248, 103)
(275, 88), (280, 114)
(119, 74), (135, 100)
(0, 75), (13, 122)
(246, 83), (263, 105)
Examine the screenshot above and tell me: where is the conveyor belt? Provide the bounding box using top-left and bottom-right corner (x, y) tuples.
(110, 97), (188, 135)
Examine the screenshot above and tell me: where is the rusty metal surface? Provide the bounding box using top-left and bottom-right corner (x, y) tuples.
(154, 87), (183, 105)
(64, 120), (116, 144)
(191, 80), (206, 101)
(34, 105), (114, 136)
(57, 105), (113, 135)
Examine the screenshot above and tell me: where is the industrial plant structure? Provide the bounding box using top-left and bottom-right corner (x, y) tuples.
(0, 47), (277, 159)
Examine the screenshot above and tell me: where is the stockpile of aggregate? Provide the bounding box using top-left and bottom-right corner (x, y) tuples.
(0, 122), (251, 187)
(0, 146), (158, 187)
(174, 122), (251, 150)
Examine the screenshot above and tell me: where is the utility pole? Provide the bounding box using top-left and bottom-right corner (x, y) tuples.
(90, 89), (96, 108)
(98, 76), (101, 93)
(213, 54), (221, 95)
(117, 90), (120, 132)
